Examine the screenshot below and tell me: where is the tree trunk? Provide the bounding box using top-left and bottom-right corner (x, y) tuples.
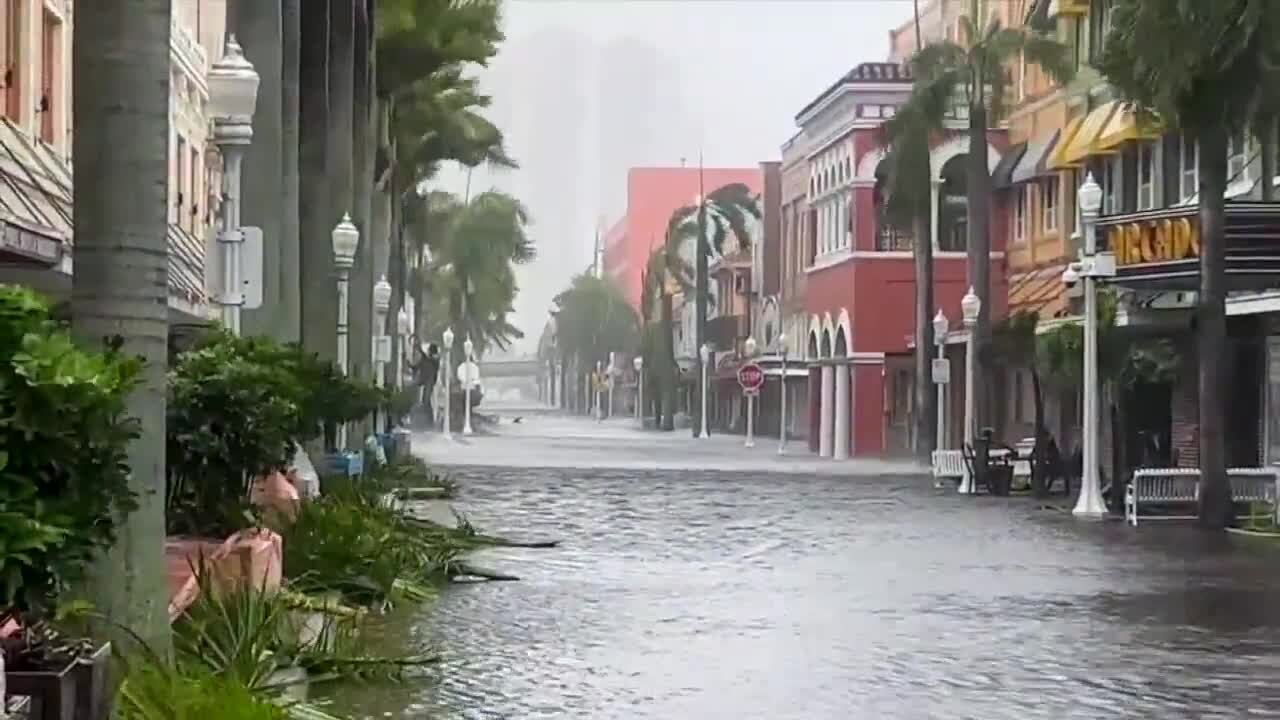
(280, 0), (302, 342)
(329, 0), (356, 382)
(376, 98), (397, 386)
(71, 0), (172, 653)
(349, 0), (374, 389)
(661, 291), (676, 431)
(1197, 125), (1234, 529)
(299, 0), (335, 360)
(912, 212), (934, 464)
(1030, 367), (1048, 497)
(231, 0), (284, 339)
(967, 102), (993, 432)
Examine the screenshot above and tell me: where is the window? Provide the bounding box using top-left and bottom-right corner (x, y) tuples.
(1180, 134), (1198, 202)
(1089, 0), (1114, 62)
(1041, 177), (1059, 233)
(1137, 141), (1159, 210)
(39, 11), (57, 144)
(3, 0), (20, 120)
(881, 105), (896, 118)
(1101, 155), (1122, 215)
(190, 145), (200, 229)
(1228, 129), (1247, 183)
(1014, 185), (1028, 243)
(175, 135), (187, 226)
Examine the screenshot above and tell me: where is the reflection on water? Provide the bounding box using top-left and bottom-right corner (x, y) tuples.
(321, 468), (1280, 719)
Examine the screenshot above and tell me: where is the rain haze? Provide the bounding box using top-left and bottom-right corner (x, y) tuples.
(431, 0), (908, 354)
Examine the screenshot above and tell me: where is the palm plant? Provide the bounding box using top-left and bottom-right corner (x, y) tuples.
(414, 190), (535, 355)
(665, 183), (761, 434)
(1096, 0), (1280, 528)
(906, 0), (1073, 430)
(642, 217), (698, 431)
(70, 0), (172, 652)
(552, 274), (640, 417)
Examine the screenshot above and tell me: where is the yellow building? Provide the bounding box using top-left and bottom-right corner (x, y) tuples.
(0, 0), (227, 318)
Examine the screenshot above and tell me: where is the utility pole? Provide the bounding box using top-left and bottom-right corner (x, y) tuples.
(693, 152), (708, 437)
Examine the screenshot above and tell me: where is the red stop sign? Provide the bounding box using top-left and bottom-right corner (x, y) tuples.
(737, 362), (765, 393)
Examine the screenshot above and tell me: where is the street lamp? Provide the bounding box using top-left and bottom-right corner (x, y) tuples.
(633, 356), (644, 423)
(607, 351), (616, 419)
(698, 343), (711, 438)
(777, 332), (788, 455)
(743, 336), (757, 448)
(1067, 172), (1113, 518)
(372, 276), (392, 432)
(932, 309), (950, 453)
(442, 327), (454, 440)
(462, 336), (475, 435)
(396, 308), (410, 390)
(959, 286), (981, 495)
(208, 35), (260, 336)
(331, 213), (360, 449)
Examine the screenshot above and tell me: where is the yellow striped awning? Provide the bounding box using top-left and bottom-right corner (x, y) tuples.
(1048, 102), (1120, 169)
(1094, 103), (1163, 153)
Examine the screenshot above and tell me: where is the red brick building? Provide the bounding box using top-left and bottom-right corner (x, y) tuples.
(785, 61), (1008, 458)
(602, 166), (764, 310)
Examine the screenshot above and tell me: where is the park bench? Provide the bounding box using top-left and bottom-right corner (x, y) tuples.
(931, 449), (966, 484)
(1124, 467), (1277, 526)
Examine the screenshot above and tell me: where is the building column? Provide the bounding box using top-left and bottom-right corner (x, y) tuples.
(834, 361), (851, 459)
(819, 363), (835, 458)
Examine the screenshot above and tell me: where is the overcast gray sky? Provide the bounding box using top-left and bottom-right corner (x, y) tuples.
(434, 0), (911, 355)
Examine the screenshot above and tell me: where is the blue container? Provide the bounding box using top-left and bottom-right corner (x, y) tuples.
(325, 450), (363, 478)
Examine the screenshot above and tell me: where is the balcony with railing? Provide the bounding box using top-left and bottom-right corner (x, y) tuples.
(875, 225), (913, 251)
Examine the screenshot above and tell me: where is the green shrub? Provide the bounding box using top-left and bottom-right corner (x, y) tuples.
(0, 285), (140, 614)
(166, 332), (384, 537)
(115, 662), (292, 720)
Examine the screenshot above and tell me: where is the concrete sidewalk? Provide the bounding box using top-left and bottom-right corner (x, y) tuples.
(414, 407), (924, 476)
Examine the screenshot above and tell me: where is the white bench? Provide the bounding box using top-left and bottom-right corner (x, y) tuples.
(1124, 467), (1277, 526)
(932, 449), (966, 482)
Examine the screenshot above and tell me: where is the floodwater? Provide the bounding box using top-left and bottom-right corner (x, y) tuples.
(323, 422), (1280, 719)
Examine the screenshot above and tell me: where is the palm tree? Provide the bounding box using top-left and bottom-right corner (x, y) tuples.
(414, 190), (535, 357)
(230, 0), (285, 340)
(641, 219), (697, 431)
(881, 77), (955, 463)
(1097, 0), (1280, 528)
(281, 0), (302, 341)
(666, 183), (761, 435)
(907, 0), (1073, 429)
(552, 274), (639, 409)
(70, 0), (172, 651)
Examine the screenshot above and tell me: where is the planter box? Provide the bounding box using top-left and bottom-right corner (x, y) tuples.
(73, 643), (111, 720)
(7, 656), (76, 720)
(324, 451), (363, 479)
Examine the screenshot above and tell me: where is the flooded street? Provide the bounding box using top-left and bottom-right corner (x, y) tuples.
(327, 415), (1280, 719)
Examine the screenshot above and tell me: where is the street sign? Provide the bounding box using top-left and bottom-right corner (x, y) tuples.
(457, 361), (481, 387)
(932, 358), (951, 384)
(738, 362), (765, 393)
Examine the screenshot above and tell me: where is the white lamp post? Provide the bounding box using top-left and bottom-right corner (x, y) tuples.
(1065, 172), (1112, 518)
(442, 327), (454, 440)
(607, 351), (616, 419)
(698, 343), (712, 438)
(331, 213), (360, 449)
(633, 356), (644, 423)
(373, 276), (392, 432)
(462, 336), (475, 435)
(959, 287), (981, 495)
(777, 333), (788, 455)
(594, 360), (605, 421)
(396, 308), (410, 390)
(933, 309), (950, 452)
(744, 336), (757, 448)
(208, 35), (260, 336)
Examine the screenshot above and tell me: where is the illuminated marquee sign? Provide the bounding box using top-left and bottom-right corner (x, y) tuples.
(1106, 217), (1200, 267)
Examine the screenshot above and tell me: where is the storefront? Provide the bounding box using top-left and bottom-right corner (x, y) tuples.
(1099, 202), (1280, 473)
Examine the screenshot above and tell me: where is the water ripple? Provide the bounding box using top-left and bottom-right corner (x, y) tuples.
(324, 467), (1280, 719)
